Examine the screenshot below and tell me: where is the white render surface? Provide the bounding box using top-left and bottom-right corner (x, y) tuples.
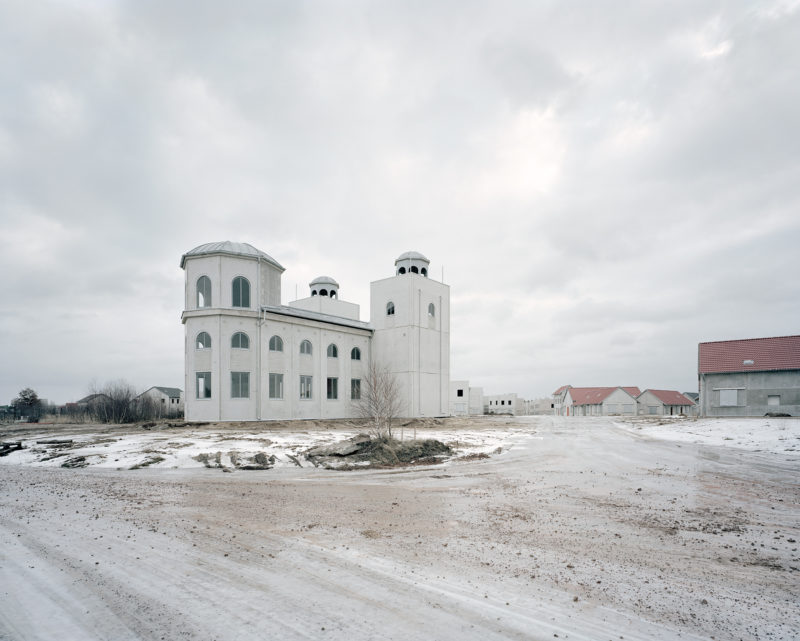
(182, 243), (450, 421)
(370, 272), (450, 417)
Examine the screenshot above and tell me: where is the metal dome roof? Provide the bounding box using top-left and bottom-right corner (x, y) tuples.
(310, 275), (339, 287)
(395, 251), (429, 264)
(180, 241), (284, 270)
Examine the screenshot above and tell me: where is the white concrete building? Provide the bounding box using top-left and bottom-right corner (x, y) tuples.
(484, 393), (525, 415)
(181, 242), (449, 422)
(560, 387), (641, 416)
(636, 389), (696, 416)
(450, 381), (484, 416)
(136, 386), (184, 418)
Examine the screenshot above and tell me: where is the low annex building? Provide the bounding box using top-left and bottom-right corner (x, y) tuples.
(181, 242), (450, 422)
(637, 389), (696, 416)
(557, 386), (641, 417)
(698, 335), (800, 417)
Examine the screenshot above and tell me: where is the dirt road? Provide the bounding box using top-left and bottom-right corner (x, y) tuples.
(1, 416), (797, 640)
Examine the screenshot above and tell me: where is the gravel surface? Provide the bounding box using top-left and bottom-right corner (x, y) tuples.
(1, 416), (798, 640)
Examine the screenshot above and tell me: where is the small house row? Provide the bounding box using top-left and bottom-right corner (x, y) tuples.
(552, 386), (696, 417)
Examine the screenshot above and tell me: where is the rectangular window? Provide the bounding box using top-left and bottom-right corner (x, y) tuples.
(623, 404), (634, 414)
(196, 372), (211, 399)
(351, 378), (361, 400)
(327, 377), (338, 400)
(767, 395), (780, 406)
(300, 375), (313, 399)
(269, 373), (284, 399)
(648, 405), (658, 415)
(231, 372), (249, 398)
(719, 389), (738, 406)
(457, 389), (464, 397)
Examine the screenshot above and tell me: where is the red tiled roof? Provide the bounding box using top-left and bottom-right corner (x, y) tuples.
(568, 387), (637, 406)
(643, 389), (695, 406)
(621, 387), (642, 397)
(553, 385), (570, 396)
(698, 335), (800, 374)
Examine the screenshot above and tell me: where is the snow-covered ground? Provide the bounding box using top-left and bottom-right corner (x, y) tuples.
(0, 417), (526, 470)
(1, 416), (798, 641)
(615, 415), (800, 454)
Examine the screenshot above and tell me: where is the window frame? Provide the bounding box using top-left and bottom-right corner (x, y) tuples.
(231, 371), (250, 399)
(300, 375), (313, 399)
(268, 335), (283, 352)
(327, 343), (338, 358)
(196, 332), (211, 349)
(196, 372), (211, 399)
(196, 276), (212, 308)
(719, 389), (739, 406)
(300, 340), (312, 355)
(231, 332), (250, 349)
(232, 276), (251, 308)
(351, 347), (361, 361)
(351, 378), (361, 400)
(386, 301), (395, 316)
(327, 377), (338, 400)
(428, 303), (435, 317)
(269, 373), (284, 400)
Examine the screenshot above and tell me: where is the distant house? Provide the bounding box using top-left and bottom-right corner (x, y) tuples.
(698, 335), (800, 417)
(137, 386), (184, 418)
(637, 389), (696, 416)
(552, 385), (571, 415)
(485, 393), (526, 415)
(562, 387), (641, 416)
(75, 393), (110, 408)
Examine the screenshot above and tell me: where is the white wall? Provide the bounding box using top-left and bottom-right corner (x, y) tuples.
(370, 273), (450, 417)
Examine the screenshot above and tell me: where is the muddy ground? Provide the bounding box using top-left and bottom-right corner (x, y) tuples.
(1, 416), (798, 640)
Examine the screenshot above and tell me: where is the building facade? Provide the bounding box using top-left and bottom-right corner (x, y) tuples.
(636, 389), (695, 416)
(136, 386), (185, 418)
(181, 242), (449, 422)
(450, 381), (484, 416)
(558, 386), (641, 416)
(698, 335), (800, 417)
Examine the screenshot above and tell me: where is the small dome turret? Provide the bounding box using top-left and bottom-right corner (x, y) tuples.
(310, 275), (339, 298)
(395, 251), (430, 277)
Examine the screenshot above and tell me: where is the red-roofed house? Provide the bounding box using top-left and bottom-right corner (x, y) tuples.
(637, 389), (696, 416)
(698, 335), (800, 417)
(562, 386), (639, 416)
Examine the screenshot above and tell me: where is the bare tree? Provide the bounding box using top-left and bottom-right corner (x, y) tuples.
(356, 361), (402, 440)
(88, 380), (139, 423)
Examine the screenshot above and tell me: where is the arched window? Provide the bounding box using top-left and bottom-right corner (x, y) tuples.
(196, 332), (211, 349)
(269, 335), (283, 352)
(232, 276), (250, 308)
(386, 301), (395, 316)
(320, 289), (328, 297)
(300, 339), (312, 355)
(197, 276), (211, 308)
(351, 347), (361, 361)
(231, 332), (249, 349)
(410, 266), (419, 273)
(398, 267), (406, 274)
(421, 268), (427, 276)
(428, 303), (435, 317)
(311, 290), (318, 296)
(327, 343), (338, 358)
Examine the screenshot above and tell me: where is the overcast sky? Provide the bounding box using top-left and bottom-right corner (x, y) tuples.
(2, 0), (799, 406)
